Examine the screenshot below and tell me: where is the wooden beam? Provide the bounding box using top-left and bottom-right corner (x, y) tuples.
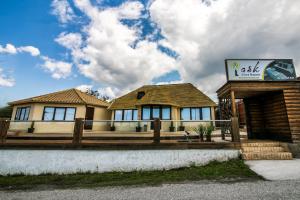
(231, 117), (240, 142)
(231, 90), (237, 117)
(73, 118), (84, 146)
(153, 118), (160, 143)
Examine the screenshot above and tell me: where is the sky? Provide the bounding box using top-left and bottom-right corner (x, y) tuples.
(1, 0), (300, 106)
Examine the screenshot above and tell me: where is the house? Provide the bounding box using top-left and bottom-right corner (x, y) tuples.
(8, 89), (111, 133)
(108, 83), (217, 131)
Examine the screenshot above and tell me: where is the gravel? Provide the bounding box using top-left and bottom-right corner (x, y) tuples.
(1, 180), (300, 200)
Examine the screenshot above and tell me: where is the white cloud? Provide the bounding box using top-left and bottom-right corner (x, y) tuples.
(17, 46), (40, 56)
(54, 0), (300, 100)
(55, 32), (82, 50)
(0, 43), (40, 56)
(51, 0), (75, 24)
(0, 44), (17, 54)
(97, 86), (121, 99)
(0, 68), (15, 87)
(41, 56), (72, 79)
(63, 0), (177, 97)
(76, 84), (93, 92)
(150, 0), (300, 96)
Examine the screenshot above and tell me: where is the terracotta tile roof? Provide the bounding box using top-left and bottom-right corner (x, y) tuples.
(9, 89), (110, 107)
(108, 83), (216, 109)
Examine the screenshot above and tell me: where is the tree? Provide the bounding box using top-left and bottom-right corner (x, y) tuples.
(85, 89), (110, 102)
(0, 106), (13, 119)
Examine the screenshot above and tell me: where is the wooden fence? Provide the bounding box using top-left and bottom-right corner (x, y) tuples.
(0, 118), (241, 149)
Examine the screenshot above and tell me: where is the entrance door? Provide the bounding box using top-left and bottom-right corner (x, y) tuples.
(84, 107), (94, 130)
(151, 106), (160, 129)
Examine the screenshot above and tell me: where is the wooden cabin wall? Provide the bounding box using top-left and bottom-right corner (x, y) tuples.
(262, 92), (291, 142)
(283, 88), (300, 143)
(244, 98), (264, 139)
(244, 92), (291, 142)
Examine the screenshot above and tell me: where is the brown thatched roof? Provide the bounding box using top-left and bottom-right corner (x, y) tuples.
(108, 83), (216, 109)
(9, 89), (110, 107)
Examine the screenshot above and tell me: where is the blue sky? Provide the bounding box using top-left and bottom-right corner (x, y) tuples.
(0, 0), (181, 106)
(1, 0), (300, 106)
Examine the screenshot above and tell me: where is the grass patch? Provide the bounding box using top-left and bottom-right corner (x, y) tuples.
(0, 159), (262, 190)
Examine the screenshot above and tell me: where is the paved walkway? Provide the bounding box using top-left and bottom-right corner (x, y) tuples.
(1, 180), (300, 200)
(245, 159), (300, 180)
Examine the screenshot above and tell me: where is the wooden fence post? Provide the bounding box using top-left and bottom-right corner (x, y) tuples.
(0, 119), (10, 144)
(231, 117), (240, 142)
(153, 118), (160, 143)
(73, 118), (84, 146)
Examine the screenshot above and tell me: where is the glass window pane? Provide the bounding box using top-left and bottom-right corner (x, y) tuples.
(124, 110), (132, 121)
(24, 107), (30, 120)
(142, 106), (150, 120)
(54, 108), (65, 120)
(15, 108), (21, 120)
(202, 107), (211, 120)
(115, 110), (123, 121)
(65, 108), (76, 121)
(162, 107), (171, 120)
(191, 108), (200, 120)
(152, 106), (160, 119)
(43, 107), (55, 120)
(133, 110), (138, 120)
(20, 108), (26, 120)
(181, 108), (190, 120)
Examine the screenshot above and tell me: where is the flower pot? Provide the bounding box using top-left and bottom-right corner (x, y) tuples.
(110, 126), (115, 131)
(169, 126), (175, 132)
(200, 133), (204, 142)
(206, 135), (212, 142)
(179, 126), (185, 131)
(136, 127), (142, 132)
(28, 128), (35, 133)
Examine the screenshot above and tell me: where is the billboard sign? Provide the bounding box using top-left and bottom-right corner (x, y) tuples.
(225, 59), (297, 81)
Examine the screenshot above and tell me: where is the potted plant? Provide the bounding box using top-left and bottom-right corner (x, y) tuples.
(193, 124), (205, 142)
(179, 121), (185, 131)
(205, 125), (214, 142)
(136, 121), (142, 132)
(169, 121), (175, 132)
(28, 121), (35, 133)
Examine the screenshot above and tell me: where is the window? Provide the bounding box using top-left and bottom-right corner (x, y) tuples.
(191, 108), (200, 120)
(124, 110), (132, 121)
(142, 106), (151, 120)
(54, 108), (65, 120)
(162, 106), (171, 120)
(114, 109), (138, 121)
(15, 107), (30, 121)
(133, 110), (138, 120)
(202, 107), (211, 120)
(43, 107), (55, 120)
(137, 91), (145, 99)
(142, 106), (171, 120)
(152, 106), (160, 119)
(181, 107), (211, 120)
(114, 110), (123, 121)
(65, 108), (76, 121)
(42, 107), (76, 121)
(181, 108), (190, 120)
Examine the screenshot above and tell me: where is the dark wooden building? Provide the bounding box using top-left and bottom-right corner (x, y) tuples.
(217, 81), (300, 143)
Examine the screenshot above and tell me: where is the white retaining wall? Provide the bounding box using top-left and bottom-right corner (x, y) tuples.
(0, 149), (240, 175)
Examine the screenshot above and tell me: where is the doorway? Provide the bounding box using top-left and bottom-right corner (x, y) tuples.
(84, 107), (94, 130)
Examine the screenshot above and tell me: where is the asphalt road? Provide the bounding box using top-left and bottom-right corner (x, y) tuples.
(1, 180), (300, 200)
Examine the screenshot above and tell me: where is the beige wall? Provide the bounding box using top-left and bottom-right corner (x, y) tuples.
(10, 103), (112, 133)
(92, 106), (111, 131)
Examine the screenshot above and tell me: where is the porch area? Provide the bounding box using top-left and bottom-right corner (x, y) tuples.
(217, 80), (300, 143)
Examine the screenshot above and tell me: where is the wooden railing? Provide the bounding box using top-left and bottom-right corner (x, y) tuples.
(0, 118), (240, 147)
